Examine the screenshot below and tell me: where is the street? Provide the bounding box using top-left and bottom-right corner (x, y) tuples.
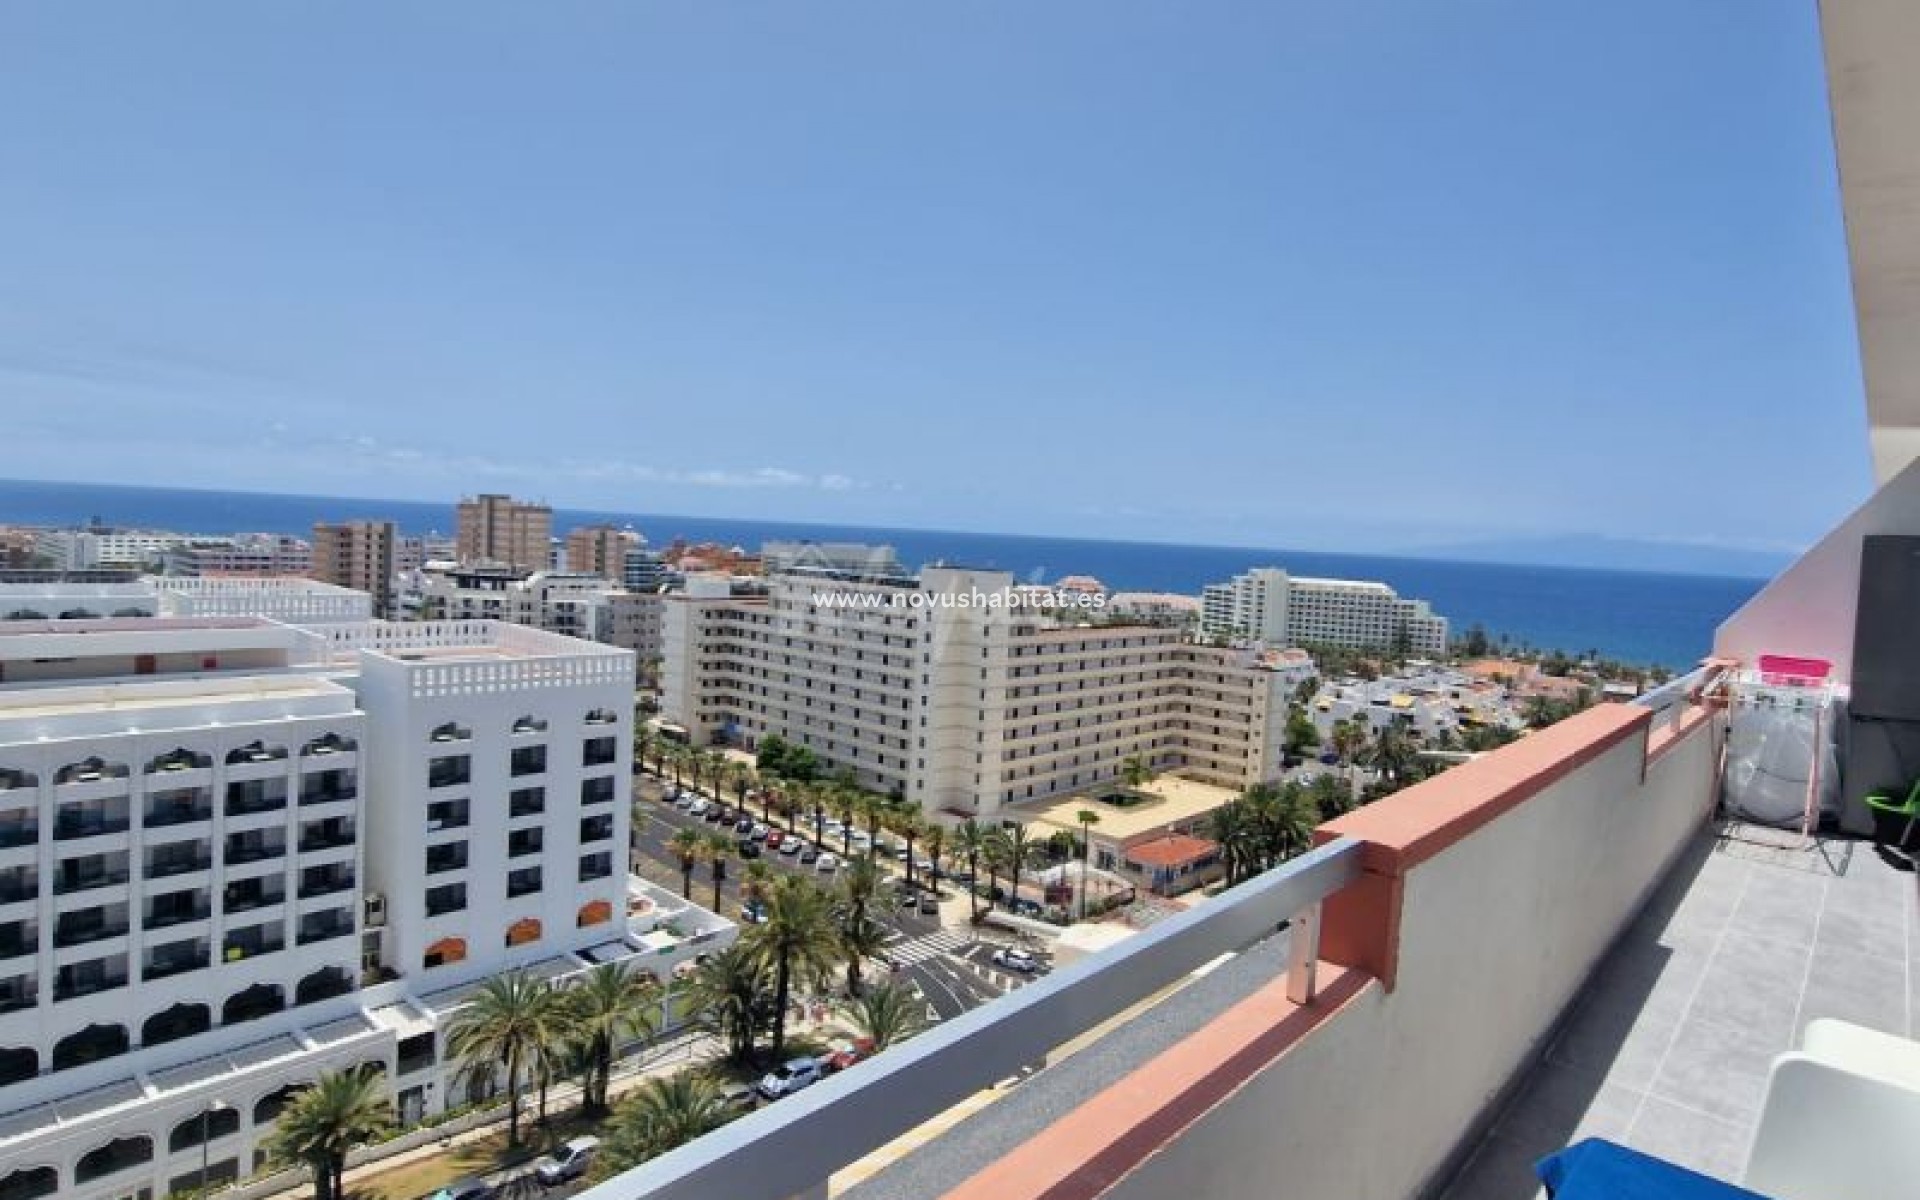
(629, 773), (1048, 1025)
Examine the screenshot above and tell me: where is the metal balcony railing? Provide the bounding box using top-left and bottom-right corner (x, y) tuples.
(576, 836), (1365, 1200)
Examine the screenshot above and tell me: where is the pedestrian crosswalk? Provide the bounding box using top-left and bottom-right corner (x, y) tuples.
(884, 928), (970, 966)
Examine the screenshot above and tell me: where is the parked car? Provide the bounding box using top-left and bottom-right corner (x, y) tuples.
(719, 1081), (758, 1112)
(895, 845), (912, 862)
(800, 845), (819, 864)
(823, 1036), (877, 1073)
(735, 817), (755, 834)
(533, 1135), (601, 1186)
(780, 836), (804, 856)
(914, 858), (936, 876)
(757, 1056), (823, 1099)
(736, 837), (761, 859)
(815, 853), (839, 873)
(750, 822), (769, 840)
(918, 893), (940, 916)
(430, 1178), (497, 1200)
(687, 798), (709, 817)
(740, 901), (768, 925)
(673, 791), (696, 809)
(763, 827), (783, 844)
(703, 804), (728, 823)
(993, 947), (1040, 974)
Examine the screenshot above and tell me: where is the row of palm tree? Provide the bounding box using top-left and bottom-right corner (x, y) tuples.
(1208, 776), (1356, 888)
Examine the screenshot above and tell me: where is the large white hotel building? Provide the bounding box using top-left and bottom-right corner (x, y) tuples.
(0, 583), (636, 1200)
(1200, 566), (1449, 657)
(661, 565), (1313, 818)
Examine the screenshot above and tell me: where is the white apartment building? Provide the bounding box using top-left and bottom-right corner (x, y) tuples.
(420, 566), (662, 679)
(661, 565), (1306, 816)
(153, 577), (374, 625)
(160, 535), (313, 578)
(0, 616), (636, 1200)
(35, 531), (189, 573)
(1200, 566), (1450, 656)
(0, 581), (157, 621)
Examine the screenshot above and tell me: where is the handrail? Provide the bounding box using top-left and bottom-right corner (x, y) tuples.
(1633, 663), (1719, 737)
(578, 835), (1366, 1200)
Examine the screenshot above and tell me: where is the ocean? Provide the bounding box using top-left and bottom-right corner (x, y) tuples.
(0, 478), (1765, 670)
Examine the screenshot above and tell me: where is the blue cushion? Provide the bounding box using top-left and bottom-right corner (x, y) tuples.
(1536, 1139), (1772, 1199)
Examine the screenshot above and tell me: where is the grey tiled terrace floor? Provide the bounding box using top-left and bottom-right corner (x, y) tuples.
(1442, 824), (1917, 1199)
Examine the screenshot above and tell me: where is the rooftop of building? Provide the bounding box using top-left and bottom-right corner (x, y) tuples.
(0, 672), (357, 725)
(1015, 774), (1242, 843)
(1123, 832), (1220, 868)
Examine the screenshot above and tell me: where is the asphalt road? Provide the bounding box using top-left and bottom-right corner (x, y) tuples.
(630, 775), (941, 940)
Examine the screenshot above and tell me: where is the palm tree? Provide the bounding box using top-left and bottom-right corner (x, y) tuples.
(730, 761), (756, 814)
(669, 827), (705, 901)
(896, 811), (926, 888)
(685, 943), (772, 1064)
(860, 795), (886, 853)
(1120, 755), (1155, 791)
(1075, 809), (1101, 919)
(1003, 822), (1033, 909)
(663, 743), (688, 789)
(704, 833), (732, 912)
(635, 726), (657, 778)
(981, 826), (1011, 913)
(955, 818), (987, 922)
(1330, 719), (1368, 786)
(834, 855), (887, 997)
(832, 788), (858, 857)
(845, 981), (928, 1050)
(747, 875), (842, 1057)
(1362, 720), (1419, 790)
(445, 970), (569, 1144)
(593, 1075), (730, 1181)
(1209, 800), (1256, 888)
(741, 859), (775, 905)
(923, 823), (947, 889)
(266, 1066), (393, 1200)
(566, 963), (660, 1116)
(701, 750), (727, 800)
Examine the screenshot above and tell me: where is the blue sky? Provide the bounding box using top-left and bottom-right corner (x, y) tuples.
(0, 2), (1869, 561)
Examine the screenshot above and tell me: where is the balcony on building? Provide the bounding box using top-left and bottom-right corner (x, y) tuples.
(144, 889), (210, 930)
(296, 908), (354, 945)
(224, 829), (284, 865)
(223, 875), (284, 914)
(54, 902), (129, 948)
(299, 767), (357, 805)
(425, 842), (469, 875)
(0, 865), (37, 904)
(143, 937), (210, 981)
(222, 922), (284, 962)
(146, 840), (211, 879)
(427, 797), (470, 832)
(0, 917), (36, 959)
(224, 778), (287, 817)
(54, 851), (130, 895)
(299, 816), (356, 852)
(144, 786), (212, 827)
(298, 863), (355, 899)
(54, 955), (127, 1001)
(428, 754), (471, 789)
(0, 972), (35, 1013)
(54, 796), (130, 840)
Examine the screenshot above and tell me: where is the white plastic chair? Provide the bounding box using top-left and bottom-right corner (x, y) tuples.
(1742, 1050), (1920, 1199)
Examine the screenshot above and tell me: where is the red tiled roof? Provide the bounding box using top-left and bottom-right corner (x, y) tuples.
(1125, 833), (1218, 868)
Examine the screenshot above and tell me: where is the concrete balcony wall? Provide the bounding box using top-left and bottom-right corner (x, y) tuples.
(952, 702), (1723, 1200)
(1715, 455), (1920, 684)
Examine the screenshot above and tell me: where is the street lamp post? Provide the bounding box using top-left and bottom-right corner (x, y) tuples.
(199, 1099), (231, 1198)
